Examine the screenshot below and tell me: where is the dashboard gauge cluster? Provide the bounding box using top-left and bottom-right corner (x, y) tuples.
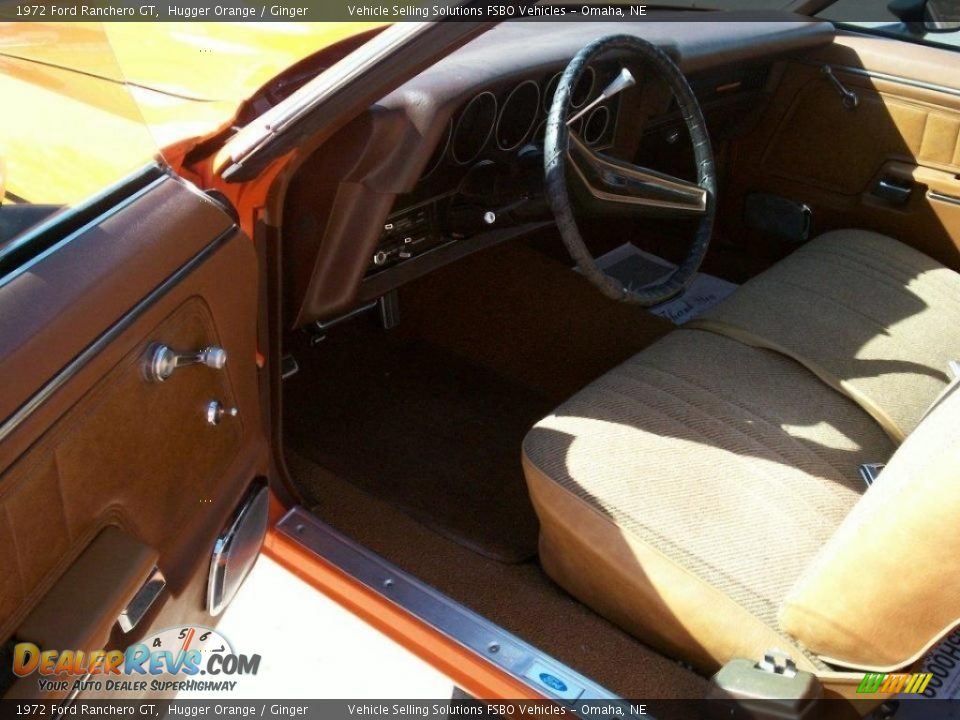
(364, 63), (625, 279)
(441, 63), (622, 183)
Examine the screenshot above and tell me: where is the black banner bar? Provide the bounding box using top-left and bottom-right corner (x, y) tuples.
(1, 0), (958, 23)
(0, 699), (957, 720)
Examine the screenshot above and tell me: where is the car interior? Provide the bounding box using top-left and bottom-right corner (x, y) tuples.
(273, 13), (960, 703)
(2, 7), (959, 710)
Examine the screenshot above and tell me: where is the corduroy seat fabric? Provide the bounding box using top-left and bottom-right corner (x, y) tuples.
(689, 229), (960, 443)
(522, 329), (895, 673)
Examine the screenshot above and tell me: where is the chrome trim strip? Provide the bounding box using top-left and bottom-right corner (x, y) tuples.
(117, 566), (167, 633)
(208, 481), (270, 617)
(222, 23), (438, 163)
(567, 134), (707, 213)
(0, 169), (167, 291)
(314, 300), (379, 330)
(0, 221), (238, 446)
(277, 507), (626, 708)
(0, 164), (163, 266)
(841, 65), (960, 99)
(929, 190), (960, 206)
(798, 57), (960, 100)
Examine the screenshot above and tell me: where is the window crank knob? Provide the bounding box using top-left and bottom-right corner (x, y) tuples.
(199, 346), (228, 370)
(206, 400), (238, 426)
(145, 343), (228, 382)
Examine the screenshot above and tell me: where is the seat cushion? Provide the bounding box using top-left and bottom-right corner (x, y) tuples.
(690, 230), (960, 442)
(522, 330), (894, 673)
(780, 382), (960, 671)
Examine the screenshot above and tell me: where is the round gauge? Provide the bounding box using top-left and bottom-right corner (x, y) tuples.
(496, 80), (540, 151)
(452, 91), (497, 165)
(543, 72), (562, 112)
(421, 119), (452, 179)
(532, 119), (546, 144)
(570, 65), (596, 108)
(584, 104), (611, 145)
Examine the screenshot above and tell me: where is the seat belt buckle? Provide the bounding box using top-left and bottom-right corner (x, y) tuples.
(859, 463), (885, 486)
(757, 650), (798, 678)
(705, 650), (822, 720)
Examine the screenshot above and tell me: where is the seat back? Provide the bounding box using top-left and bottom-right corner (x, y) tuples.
(779, 383), (960, 670)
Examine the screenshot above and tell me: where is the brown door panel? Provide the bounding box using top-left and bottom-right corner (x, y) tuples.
(723, 34), (960, 270)
(4, 529), (160, 700)
(0, 168), (268, 698)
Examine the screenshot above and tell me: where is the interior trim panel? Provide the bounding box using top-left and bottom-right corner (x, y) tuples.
(0, 173), (269, 700)
(281, 14), (836, 327)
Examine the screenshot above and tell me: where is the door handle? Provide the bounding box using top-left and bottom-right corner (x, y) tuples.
(873, 177), (914, 205)
(821, 65), (859, 111)
(143, 343), (227, 383)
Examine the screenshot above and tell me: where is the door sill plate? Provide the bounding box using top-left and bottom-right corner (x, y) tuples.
(276, 507), (627, 710)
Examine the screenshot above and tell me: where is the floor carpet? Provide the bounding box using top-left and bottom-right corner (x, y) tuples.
(284, 322), (552, 562)
(286, 448), (707, 705)
(397, 240), (673, 405)
(282, 240), (704, 701)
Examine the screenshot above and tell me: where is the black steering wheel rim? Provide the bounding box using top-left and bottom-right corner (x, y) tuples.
(544, 34), (717, 307)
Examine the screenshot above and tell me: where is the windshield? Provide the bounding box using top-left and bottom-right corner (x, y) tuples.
(0, 22), (160, 247)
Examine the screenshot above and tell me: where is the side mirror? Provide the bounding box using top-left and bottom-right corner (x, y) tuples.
(888, 0), (960, 32)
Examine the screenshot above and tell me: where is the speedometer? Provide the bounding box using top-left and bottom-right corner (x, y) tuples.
(496, 80), (540, 151)
(452, 92), (497, 165)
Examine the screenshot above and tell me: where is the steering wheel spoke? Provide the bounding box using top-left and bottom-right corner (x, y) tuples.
(544, 34), (716, 307)
(567, 134), (707, 216)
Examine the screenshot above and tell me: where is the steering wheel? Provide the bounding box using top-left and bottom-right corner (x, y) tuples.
(545, 35), (717, 306)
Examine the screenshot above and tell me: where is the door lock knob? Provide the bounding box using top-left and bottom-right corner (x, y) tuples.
(144, 343), (227, 383)
(206, 400), (238, 426)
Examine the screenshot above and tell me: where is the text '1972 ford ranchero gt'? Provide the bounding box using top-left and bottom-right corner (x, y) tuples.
(2, 4), (960, 717)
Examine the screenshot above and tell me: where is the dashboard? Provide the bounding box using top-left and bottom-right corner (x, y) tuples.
(368, 62), (623, 277)
(281, 14), (837, 328)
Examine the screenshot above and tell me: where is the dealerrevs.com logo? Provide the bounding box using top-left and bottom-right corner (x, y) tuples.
(12, 626), (260, 694)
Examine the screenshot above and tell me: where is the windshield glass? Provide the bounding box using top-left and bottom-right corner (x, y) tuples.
(0, 22), (159, 247)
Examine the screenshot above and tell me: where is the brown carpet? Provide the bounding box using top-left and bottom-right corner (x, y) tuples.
(397, 240), (673, 405)
(284, 321), (552, 563)
(282, 240), (701, 698)
(284, 241), (671, 562)
(286, 449), (707, 703)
